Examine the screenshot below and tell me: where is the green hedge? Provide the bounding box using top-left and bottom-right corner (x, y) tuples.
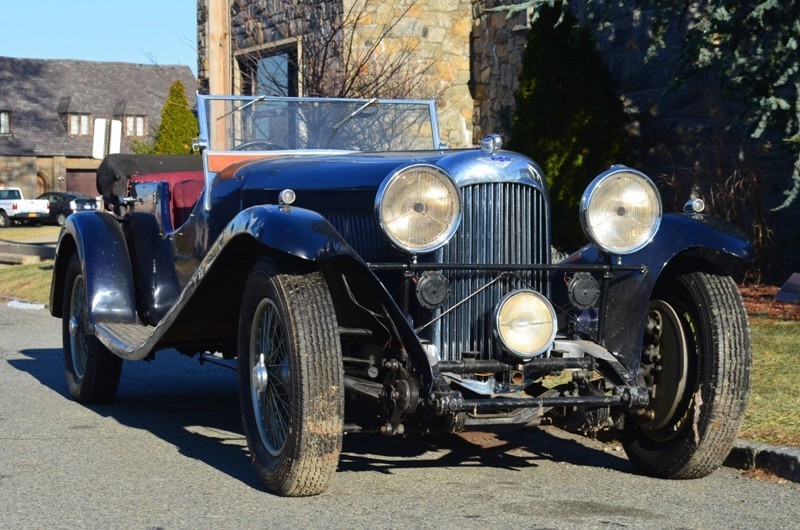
(508, 3), (628, 251)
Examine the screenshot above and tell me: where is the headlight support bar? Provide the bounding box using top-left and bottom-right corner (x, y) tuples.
(368, 262), (647, 274)
(413, 273), (511, 333)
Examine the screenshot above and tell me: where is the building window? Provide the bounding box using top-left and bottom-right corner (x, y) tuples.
(68, 114), (91, 136)
(125, 116), (147, 136)
(238, 45), (299, 97)
(0, 111), (10, 135)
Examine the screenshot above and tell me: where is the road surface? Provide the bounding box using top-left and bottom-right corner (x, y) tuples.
(1, 301), (797, 528)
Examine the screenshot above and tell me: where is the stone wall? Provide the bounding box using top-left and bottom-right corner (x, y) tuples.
(198, 2), (787, 161)
(0, 156), (38, 199)
(344, 0), (474, 147)
(0, 155), (101, 199)
(469, 1), (530, 143)
(198, 0), (475, 147)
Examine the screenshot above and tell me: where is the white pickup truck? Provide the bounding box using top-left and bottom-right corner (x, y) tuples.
(0, 187), (50, 228)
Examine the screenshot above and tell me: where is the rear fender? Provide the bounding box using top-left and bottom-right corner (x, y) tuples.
(49, 211), (137, 327)
(557, 213), (753, 372)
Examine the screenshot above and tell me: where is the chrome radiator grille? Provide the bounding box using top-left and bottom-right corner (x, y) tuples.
(438, 182), (548, 361)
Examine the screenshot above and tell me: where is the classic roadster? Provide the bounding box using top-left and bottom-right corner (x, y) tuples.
(50, 94), (752, 496)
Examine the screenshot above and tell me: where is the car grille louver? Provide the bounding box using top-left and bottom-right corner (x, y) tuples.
(325, 181), (547, 362)
(438, 182), (548, 361)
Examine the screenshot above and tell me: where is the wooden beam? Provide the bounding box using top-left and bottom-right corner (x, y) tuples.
(207, 0), (232, 150)
(207, 0), (232, 95)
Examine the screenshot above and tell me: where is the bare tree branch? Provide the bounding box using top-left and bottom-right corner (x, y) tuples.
(233, 0), (437, 101)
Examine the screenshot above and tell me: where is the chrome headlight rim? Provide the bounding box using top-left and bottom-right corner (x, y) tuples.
(375, 163), (462, 254)
(580, 166), (662, 256)
(494, 289), (557, 360)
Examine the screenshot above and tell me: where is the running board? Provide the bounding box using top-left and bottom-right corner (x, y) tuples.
(94, 322), (157, 360)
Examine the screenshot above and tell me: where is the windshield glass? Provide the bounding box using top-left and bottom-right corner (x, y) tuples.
(198, 95), (440, 152)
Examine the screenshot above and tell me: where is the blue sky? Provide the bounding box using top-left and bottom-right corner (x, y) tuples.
(1, 0), (198, 75)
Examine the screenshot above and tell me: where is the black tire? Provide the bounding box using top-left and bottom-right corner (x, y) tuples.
(237, 258), (344, 496)
(56, 213), (67, 226)
(0, 211), (9, 228)
(62, 254), (123, 403)
(621, 269), (751, 478)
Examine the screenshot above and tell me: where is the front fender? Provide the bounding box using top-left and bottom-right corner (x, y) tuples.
(224, 204), (359, 262)
(210, 205), (436, 391)
(49, 211), (137, 327)
(560, 213), (753, 371)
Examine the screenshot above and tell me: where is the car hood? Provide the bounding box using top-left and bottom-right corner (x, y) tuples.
(234, 150), (451, 193)
(233, 148), (545, 194)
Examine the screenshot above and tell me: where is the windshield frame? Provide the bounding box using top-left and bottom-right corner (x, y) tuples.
(195, 94), (442, 211)
(196, 94), (442, 152)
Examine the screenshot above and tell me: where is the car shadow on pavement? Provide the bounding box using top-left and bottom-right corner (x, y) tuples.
(13, 347), (262, 490)
(13, 347), (634, 489)
(338, 428), (634, 476)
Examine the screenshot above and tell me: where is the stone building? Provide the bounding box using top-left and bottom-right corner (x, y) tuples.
(198, 0), (784, 172)
(194, 1), (547, 148)
(195, 1), (718, 155)
(197, 1), (797, 275)
(199, 0), (479, 148)
(0, 57), (196, 199)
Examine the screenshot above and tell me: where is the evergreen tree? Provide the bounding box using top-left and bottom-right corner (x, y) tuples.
(497, 1), (800, 210)
(152, 80), (198, 155)
(508, 3), (627, 251)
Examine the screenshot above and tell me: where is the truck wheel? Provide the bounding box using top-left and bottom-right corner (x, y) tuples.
(63, 254), (122, 403)
(621, 269), (751, 478)
(0, 211), (9, 228)
(237, 258), (343, 496)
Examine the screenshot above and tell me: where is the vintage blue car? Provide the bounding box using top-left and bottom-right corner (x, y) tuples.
(50, 94), (753, 496)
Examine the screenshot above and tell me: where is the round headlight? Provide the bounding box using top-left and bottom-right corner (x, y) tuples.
(494, 290), (556, 359)
(376, 164), (461, 253)
(580, 166), (662, 255)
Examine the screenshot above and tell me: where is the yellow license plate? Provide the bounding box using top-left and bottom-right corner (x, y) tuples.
(28, 213), (38, 218)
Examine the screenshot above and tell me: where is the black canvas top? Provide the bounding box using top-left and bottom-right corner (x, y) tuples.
(96, 153), (203, 209)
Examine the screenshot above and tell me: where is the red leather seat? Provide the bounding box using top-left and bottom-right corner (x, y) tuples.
(171, 179), (205, 227)
(132, 171), (204, 229)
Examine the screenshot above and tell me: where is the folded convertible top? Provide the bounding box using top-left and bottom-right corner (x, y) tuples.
(97, 154), (203, 211)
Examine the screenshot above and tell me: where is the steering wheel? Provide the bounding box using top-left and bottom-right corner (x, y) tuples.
(233, 140), (287, 151)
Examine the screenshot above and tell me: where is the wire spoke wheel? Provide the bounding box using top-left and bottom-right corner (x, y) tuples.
(68, 274), (90, 381)
(250, 298), (291, 456)
(62, 254), (122, 403)
(238, 258), (343, 497)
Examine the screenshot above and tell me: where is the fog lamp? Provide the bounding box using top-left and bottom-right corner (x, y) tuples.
(494, 290), (556, 359)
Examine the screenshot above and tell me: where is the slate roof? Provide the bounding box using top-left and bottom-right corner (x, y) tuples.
(0, 57), (196, 157)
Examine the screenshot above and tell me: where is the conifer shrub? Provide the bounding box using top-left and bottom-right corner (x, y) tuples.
(508, 3), (628, 251)
(135, 80), (199, 155)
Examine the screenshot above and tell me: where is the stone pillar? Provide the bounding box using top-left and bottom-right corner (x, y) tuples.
(470, 1), (530, 144)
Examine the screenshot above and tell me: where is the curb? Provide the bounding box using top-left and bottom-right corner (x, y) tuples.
(0, 241), (56, 263)
(726, 439), (800, 482)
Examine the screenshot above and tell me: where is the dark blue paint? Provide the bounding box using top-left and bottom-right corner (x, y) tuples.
(554, 213), (753, 372)
(51, 210), (138, 327)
